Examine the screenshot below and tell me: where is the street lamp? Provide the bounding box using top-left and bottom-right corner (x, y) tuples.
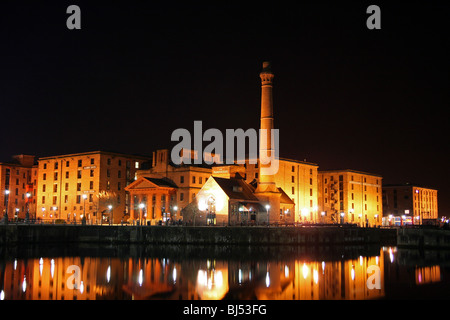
(3, 190), (10, 224)
(25, 193), (31, 223)
(265, 204), (270, 226)
(108, 205), (113, 225)
(340, 212), (345, 224)
(139, 203), (145, 226)
(173, 206), (178, 223)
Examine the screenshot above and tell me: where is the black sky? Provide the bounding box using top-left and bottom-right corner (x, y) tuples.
(1, 1), (449, 215)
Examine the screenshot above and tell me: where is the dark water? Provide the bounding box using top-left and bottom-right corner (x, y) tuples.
(1, 244), (450, 300)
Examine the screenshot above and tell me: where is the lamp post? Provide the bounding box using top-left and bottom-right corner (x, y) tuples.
(25, 192), (31, 223)
(265, 204), (270, 226)
(108, 205), (113, 225)
(3, 190), (10, 224)
(340, 212), (345, 224)
(173, 206), (178, 224)
(139, 203), (145, 226)
(82, 194), (88, 225)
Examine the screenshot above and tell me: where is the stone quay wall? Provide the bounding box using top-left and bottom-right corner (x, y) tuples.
(0, 225), (397, 246)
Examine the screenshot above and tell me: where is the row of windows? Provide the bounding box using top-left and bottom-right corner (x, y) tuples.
(41, 194), (122, 205)
(179, 175), (208, 185)
(42, 169), (130, 181)
(41, 180), (123, 193)
(42, 159), (139, 169)
(324, 175), (380, 185)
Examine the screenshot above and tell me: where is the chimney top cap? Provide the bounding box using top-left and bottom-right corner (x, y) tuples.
(262, 61), (271, 68)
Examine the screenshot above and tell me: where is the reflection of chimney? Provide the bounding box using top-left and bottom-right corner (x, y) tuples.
(257, 61), (277, 192)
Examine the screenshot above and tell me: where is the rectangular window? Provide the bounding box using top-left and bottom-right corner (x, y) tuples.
(53, 196), (57, 205)
(42, 184), (46, 192)
(291, 166), (295, 172)
(310, 189), (313, 196)
(64, 195), (68, 203)
(90, 158), (94, 165)
(42, 196), (45, 204)
(107, 169), (110, 178)
(54, 172), (58, 180)
(180, 193), (184, 201)
(54, 162), (58, 170)
(76, 195), (81, 204)
(53, 184), (57, 193)
(291, 176), (294, 183)
(65, 171), (69, 179)
(43, 173), (47, 181)
(78, 159), (82, 167)
(77, 170), (82, 179)
(192, 176), (196, 184)
(199, 176), (202, 184)
(106, 181), (110, 190)
(89, 194), (93, 203)
(77, 183), (81, 192)
(118, 170), (121, 178)
(66, 161), (70, 167)
(292, 187), (295, 195)
(90, 181), (94, 190)
(118, 182), (121, 190)
(180, 176), (184, 184)
(90, 169), (94, 177)
(65, 183), (69, 191)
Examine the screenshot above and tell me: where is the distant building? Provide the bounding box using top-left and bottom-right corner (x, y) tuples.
(0, 155), (37, 221)
(35, 151), (150, 223)
(382, 184), (438, 225)
(318, 170), (383, 227)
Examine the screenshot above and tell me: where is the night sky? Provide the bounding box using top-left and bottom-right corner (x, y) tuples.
(1, 1), (449, 215)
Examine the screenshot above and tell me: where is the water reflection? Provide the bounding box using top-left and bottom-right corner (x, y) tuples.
(0, 246), (449, 300)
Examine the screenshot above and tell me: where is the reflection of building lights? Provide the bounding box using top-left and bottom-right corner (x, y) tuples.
(0, 290), (4, 300)
(51, 259), (55, 278)
(107, 266), (111, 283)
(313, 269), (319, 284)
(351, 266), (355, 281)
(173, 267), (177, 283)
(322, 261), (325, 274)
(238, 269), (242, 284)
(138, 269), (143, 286)
(80, 281), (84, 294)
(376, 256), (379, 265)
(265, 272), (270, 287)
(39, 258), (43, 276)
(389, 248), (394, 263)
(284, 265), (289, 278)
(14, 259), (17, 270)
(359, 256), (363, 266)
(22, 276), (27, 293)
(302, 263), (308, 279)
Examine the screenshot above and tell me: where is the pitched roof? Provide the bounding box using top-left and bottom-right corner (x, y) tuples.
(142, 177), (178, 188)
(212, 177), (259, 201)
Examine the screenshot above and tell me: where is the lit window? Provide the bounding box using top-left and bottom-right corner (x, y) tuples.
(135, 161), (139, 169)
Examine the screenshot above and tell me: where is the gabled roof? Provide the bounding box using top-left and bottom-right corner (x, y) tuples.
(212, 177), (259, 201)
(125, 176), (178, 191)
(278, 187), (295, 205)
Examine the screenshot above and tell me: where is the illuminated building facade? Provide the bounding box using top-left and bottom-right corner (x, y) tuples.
(0, 155), (37, 221)
(318, 170), (383, 226)
(244, 158), (318, 223)
(36, 151), (150, 223)
(182, 165), (295, 225)
(124, 177), (178, 225)
(382, 184), (438, 225)
(135, 149), (213, 218)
